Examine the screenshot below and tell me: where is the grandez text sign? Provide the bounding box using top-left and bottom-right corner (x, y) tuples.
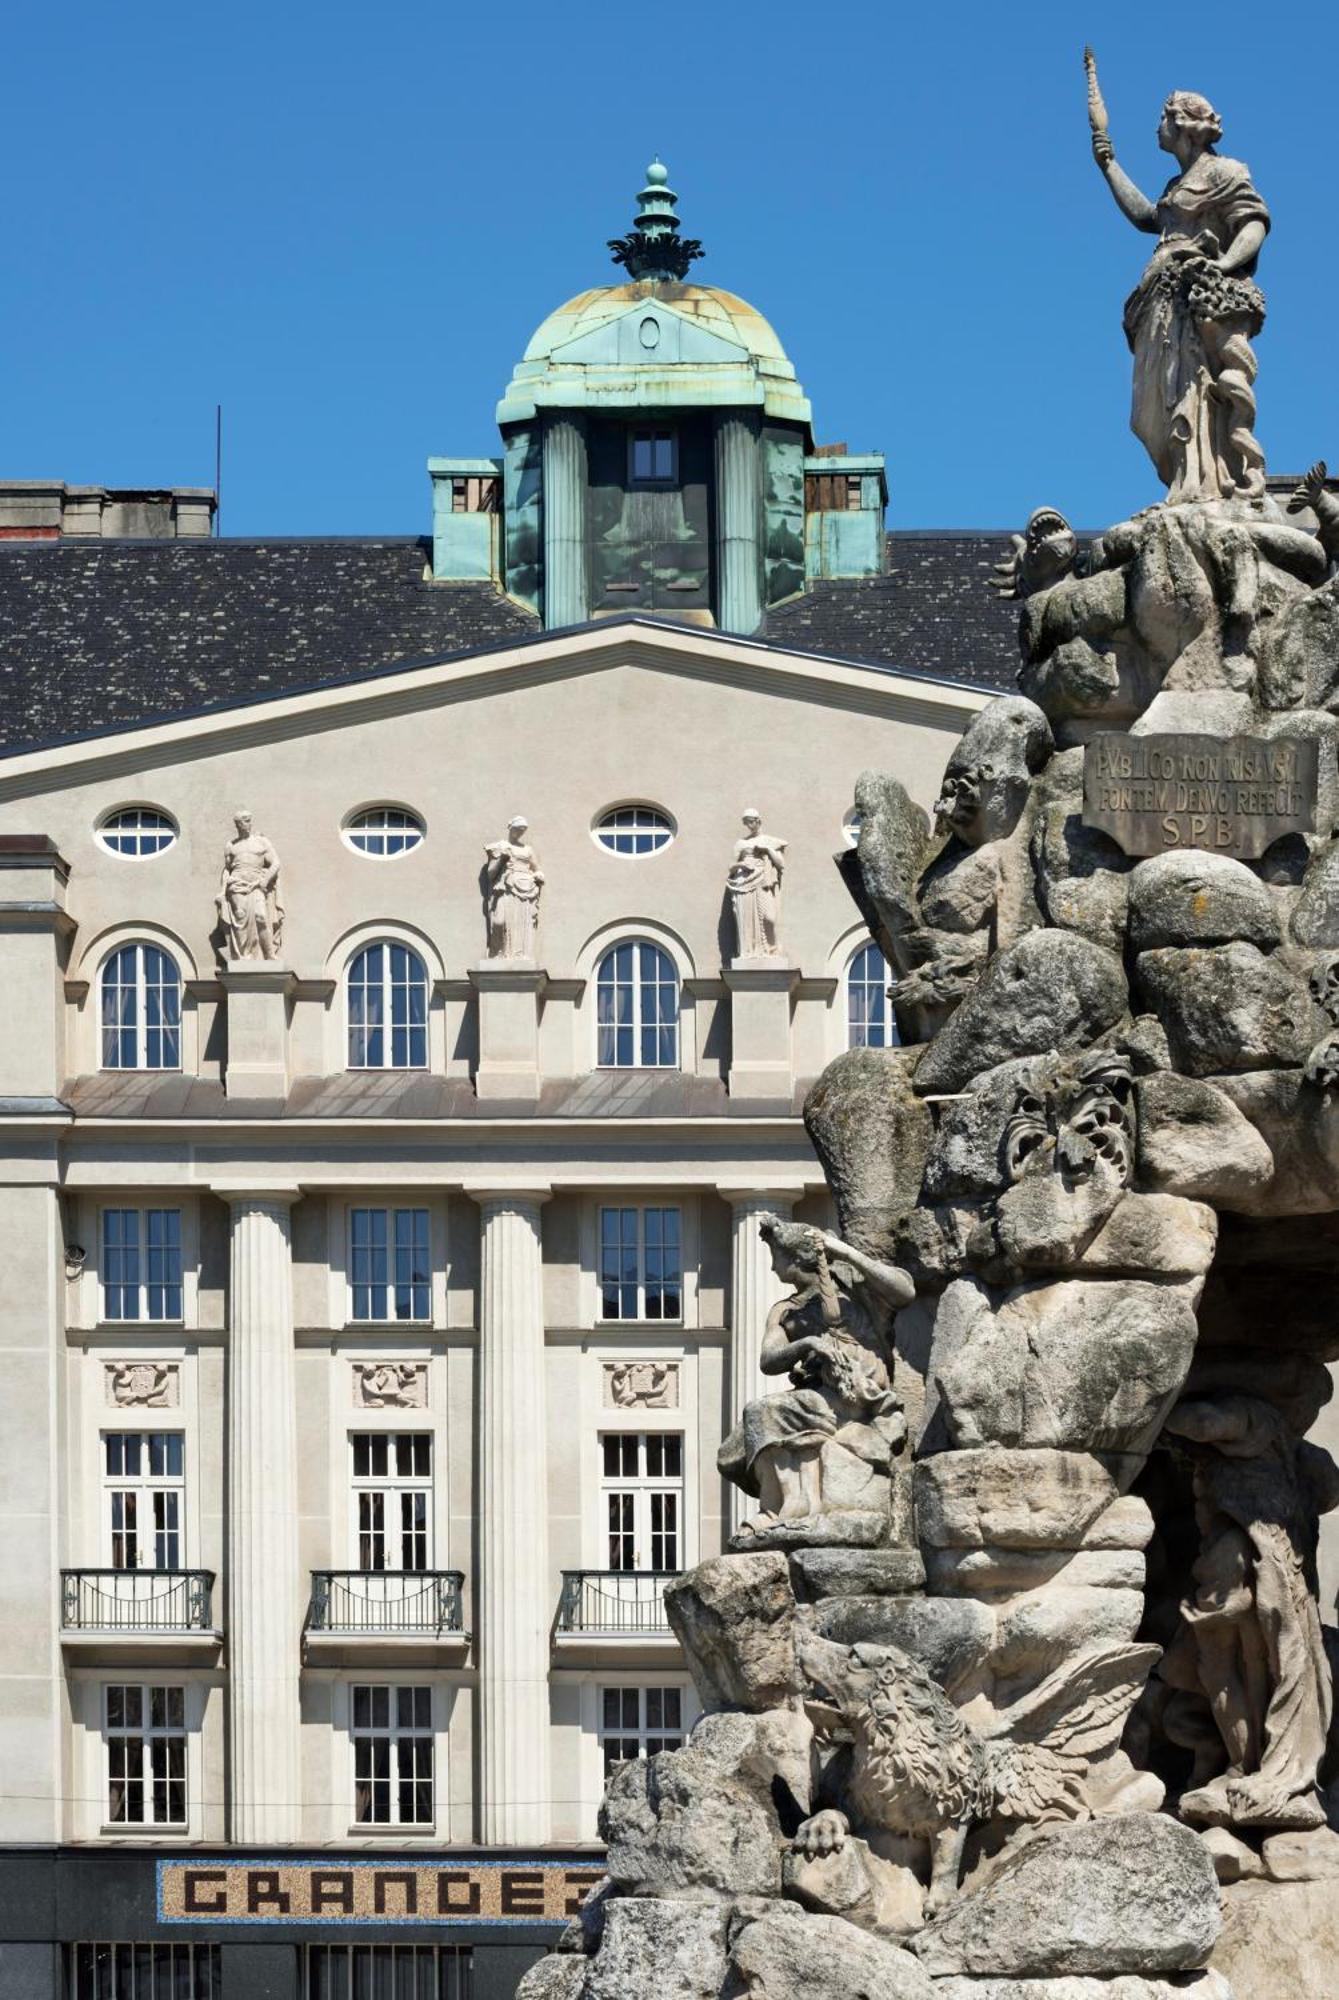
(158, 1859), (605, 1925)
(1081, 732), (1318, 859)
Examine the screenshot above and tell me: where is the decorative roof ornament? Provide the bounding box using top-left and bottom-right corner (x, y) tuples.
(608, 159), (704, 282)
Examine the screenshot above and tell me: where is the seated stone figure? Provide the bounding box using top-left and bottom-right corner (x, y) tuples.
(720, 1216), (913, 1549)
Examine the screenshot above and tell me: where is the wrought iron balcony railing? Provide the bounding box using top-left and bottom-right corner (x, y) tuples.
(61, 1567), (216, 1633)
(308, 1569), (466, 1636)
(558, 1569), (677, 1635)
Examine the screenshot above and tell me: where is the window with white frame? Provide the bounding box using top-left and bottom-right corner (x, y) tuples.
(348, 1207), (431, 1321)
(344, 806), (426, 857)
(351, 1433), (432, 1572)
(100, 944), (182, 1071)
(97, 806), (178, 857)
(596, 940), (679, 1069)
(599, 1686), (683, 1777)
(601, 1433), (682, 1573)
(347, 942), (429, 1070)
(104, 1432), (184, 1569)
(351, 1685), (434, 1826)
(847, 940), (898, 1049)
(105, 1683), (186, 1826)
(599, 1206), (682, 1320)
(593, 804), (675, 856)
(100, 1209), (183, 1322)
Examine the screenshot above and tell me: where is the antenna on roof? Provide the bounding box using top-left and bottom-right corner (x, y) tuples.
(214, 404), (223, 538)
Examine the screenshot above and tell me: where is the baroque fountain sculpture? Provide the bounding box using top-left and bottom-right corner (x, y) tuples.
(520, 55), (1339, 2000)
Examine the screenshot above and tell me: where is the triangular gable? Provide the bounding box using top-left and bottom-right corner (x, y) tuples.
(545, 301), (752, 370)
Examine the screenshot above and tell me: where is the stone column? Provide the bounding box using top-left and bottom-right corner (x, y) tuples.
(470, 1187), (552, 1844)
(713, 412), (762, 635)
(219, 1186), (302, 1844)
(723, 1189), (796, 1535)
(542, 416), (588, 629)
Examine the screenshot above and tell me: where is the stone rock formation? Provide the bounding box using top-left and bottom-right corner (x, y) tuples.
(517, 58), (1339, 2000)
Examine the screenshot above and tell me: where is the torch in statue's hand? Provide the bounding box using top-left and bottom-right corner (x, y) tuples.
(1085, 46), (1114, 169)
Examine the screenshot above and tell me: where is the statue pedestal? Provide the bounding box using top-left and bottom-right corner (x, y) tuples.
(220, 961), (294, 1098)
(470, 962), (545, 1101)
(723, 961), (797, 1104)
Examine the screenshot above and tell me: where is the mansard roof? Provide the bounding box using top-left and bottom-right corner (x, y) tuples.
(0, 529), (1023, 755)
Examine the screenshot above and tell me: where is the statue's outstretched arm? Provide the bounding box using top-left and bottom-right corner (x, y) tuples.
(1094, 145), (1159, 232)
(821, 1231), (915, 1309)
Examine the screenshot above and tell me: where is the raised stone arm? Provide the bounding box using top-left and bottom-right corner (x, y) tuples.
(820, 1230), (915, 1310)
(1093, 147), (1159, 232)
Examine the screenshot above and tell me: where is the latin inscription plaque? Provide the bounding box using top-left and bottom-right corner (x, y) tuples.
(1082, 732), (1318, 859)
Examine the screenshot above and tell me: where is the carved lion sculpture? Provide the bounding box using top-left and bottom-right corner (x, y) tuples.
(793, 1631), (1158, 1916)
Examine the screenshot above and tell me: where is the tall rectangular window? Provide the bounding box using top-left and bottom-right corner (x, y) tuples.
(351, 1685), (433, 1826)
(599, 1686), (683, 1778)
(599, 1206), (681, 1321)
(349, 1208), (431, 1321)
(601, 1433), (683, 1572)
(352, 1433), (432, 1572)
(104, 1432), (184, 1569)
(100, 1209), (183, 1321)
(105, 1683), (186, 1826)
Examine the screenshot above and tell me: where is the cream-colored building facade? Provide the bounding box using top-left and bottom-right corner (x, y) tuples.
(0, 612), (985, 1994)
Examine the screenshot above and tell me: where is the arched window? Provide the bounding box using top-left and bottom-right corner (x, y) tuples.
(596, 941), (679, 1069)
(847, 941), (897, 1049)
(101, 944), (182, 1070)
(347, 943), (429, 1070)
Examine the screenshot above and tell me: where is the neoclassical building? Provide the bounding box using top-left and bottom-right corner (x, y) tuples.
(0, 166), (1015, 2000)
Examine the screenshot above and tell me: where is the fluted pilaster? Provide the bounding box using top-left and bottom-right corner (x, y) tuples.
(542, 416), (588, 629)
(713, 411), (762, 635)
(725, 1191), (795, 1533)
(220, 1186), (301, 1844)
(472, 1188), (552, 1844)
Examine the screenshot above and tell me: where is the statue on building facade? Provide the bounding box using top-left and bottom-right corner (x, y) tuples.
(216, 810), (283, 961)
(483, 816), (544, 960)
(1087, 50), (1270, 502)
(728, 809), (787, 960)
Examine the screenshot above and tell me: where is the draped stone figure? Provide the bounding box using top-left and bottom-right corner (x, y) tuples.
(216, 811), (283, 961)
(719, 1216), (913, 1548)
(728, 808), (787, 959)
(483, 816), (544, 960)
(1160, 1393), (1339, 1832)
(1089, 66), (1270, 502)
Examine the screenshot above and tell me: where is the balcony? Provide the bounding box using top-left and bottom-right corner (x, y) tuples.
(60, 1568), (220, 1660)
(304, 1569), (469, 1661)
(555, 1570), (680, 1656)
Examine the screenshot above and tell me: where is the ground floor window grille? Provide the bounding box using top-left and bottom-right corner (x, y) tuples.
(106, 1683), (186, 1825)
(352, 1684), (434, 1825)
(65, 1941), (219, 1998)
(599, 1684), (684, 1778)
(305, 1944), (472, 1999)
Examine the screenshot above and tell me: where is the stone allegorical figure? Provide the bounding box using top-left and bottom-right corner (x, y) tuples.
(216, 810), (283, 961)
(728, 809), (787, 959)
(1088, 53), (1270, 503)
(483, 816), (545, 960)
(1161, 1392), (1339, 1832)
(719, 1215), (912, 1546)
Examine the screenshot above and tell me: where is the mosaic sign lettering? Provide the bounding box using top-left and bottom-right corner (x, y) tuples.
(1082, 732), (1317, 859)
(158, 1859), (605, 1925)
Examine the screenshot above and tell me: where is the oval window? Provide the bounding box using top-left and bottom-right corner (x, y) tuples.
(97, 807), (178, 857)
(593, 805), (675, 857)
(344, 806), (426, 858)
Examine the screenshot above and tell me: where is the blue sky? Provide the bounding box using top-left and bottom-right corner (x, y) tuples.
(4, 0), (1335, 535)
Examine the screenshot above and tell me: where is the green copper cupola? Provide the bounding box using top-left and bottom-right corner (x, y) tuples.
(429, 160), (887, 633)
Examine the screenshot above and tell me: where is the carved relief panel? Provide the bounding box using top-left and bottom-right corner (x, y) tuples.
(603, 1360), (679, 1409)
(105, 1361), (179, 1408)
(352, 1361), (428, 1408)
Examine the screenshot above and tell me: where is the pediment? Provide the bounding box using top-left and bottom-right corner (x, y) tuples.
(546, 302), (753, 370)
(0, 619), (985, 804)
